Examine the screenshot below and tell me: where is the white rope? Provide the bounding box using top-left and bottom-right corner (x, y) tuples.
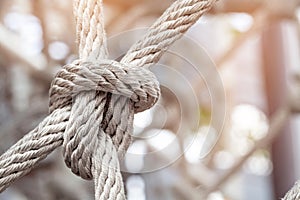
(0, 0), (217, 199)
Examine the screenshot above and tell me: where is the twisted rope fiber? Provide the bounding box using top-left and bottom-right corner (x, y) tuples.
(283, 182), (300, 200)
(0, 0), (217, 199)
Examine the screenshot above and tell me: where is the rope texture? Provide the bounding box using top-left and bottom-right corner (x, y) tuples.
(0, 0), (216, 199)
(283, 182), (300, 200)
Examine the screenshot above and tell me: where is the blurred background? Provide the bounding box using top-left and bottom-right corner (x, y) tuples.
(0, 0), (300, 199)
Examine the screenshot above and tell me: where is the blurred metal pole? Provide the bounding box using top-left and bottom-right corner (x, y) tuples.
(261, 20), (295, 198)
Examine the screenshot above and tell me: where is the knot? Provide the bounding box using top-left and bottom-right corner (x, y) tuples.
(49, 59), (160, 114)
(49, 59), (160, 180)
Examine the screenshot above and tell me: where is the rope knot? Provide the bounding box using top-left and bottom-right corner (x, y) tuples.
(49, 59), (160, 114)
(48, 58), (160, 180)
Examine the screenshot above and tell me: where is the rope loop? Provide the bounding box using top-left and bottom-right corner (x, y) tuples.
(49, 59), (160, 114)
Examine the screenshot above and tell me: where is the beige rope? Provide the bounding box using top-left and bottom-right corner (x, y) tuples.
(74, 0), (108, 59)
(283, 182), (300, 200)
(0, 0), (217, 199)
(67, 1), (126, 198)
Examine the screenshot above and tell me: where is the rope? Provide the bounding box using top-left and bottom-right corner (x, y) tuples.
(74, 0), (108, 59)
(0, 0), (217, 199)
(283, 182), (300, 200)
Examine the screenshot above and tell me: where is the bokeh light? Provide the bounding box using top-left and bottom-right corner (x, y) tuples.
(48, 41), (70, 60)
(126, 176), (146, 200)
(231, 104), (269, 141)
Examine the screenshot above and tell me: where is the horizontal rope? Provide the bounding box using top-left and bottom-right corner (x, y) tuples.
(49, 59), (160, 113)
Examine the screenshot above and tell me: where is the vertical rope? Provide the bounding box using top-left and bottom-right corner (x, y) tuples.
(74, 0), (108, 59)
(70, 0), (126, 199)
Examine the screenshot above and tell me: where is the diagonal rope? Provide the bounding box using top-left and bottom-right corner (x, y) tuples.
(0, 0), (217, 199)
(283, 182), (300, 200)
